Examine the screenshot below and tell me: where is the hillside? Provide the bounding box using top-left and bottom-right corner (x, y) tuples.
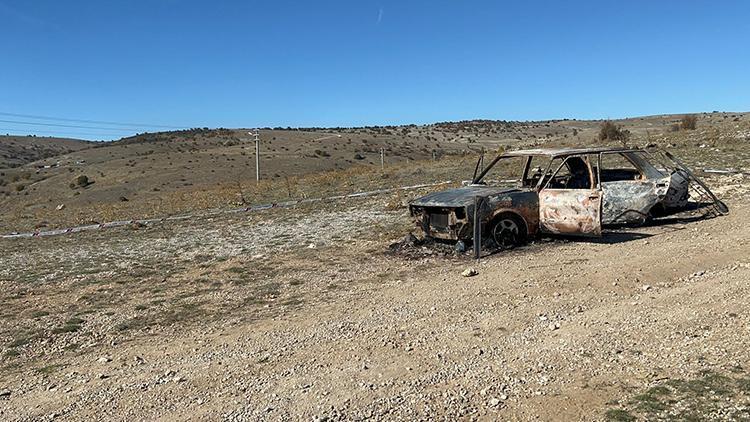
(1, 112), (749, 420)
(0, 112), (748, 233)
(0, 135), (93, 169)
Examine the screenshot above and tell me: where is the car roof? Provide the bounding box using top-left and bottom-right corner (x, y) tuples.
(501, 146), (643, 158)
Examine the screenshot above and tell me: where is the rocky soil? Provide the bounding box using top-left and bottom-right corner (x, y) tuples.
(0, 175), (748, 421)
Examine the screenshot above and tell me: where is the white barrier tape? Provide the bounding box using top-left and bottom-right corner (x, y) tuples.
(2, 181), (454, 239)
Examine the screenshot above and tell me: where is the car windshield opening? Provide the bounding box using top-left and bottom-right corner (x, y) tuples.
(475, 156), (527, 187)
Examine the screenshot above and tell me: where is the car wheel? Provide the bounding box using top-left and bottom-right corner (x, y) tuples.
(490, 214), (526, 249)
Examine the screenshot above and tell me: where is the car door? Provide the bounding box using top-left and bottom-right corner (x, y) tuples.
(538, 155), (602, 236)
(599, 152), (668, 225)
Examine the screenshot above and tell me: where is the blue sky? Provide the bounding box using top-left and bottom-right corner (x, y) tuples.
(1, 0), (749, 140)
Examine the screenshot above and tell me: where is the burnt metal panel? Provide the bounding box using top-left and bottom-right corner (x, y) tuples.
(539, 189), (602, 236)
(601, 177), (669, 225)
(409, 186), (520, 208)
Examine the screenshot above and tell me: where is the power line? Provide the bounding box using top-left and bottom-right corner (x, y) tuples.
(0, 112), (187, 129)
(0, 118), (154, 132)
(0, 127), (131, 138)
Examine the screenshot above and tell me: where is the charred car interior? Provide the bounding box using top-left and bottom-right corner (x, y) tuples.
(409, 147), (728, 250)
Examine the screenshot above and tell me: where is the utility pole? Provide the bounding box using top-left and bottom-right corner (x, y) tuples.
(380, 148), (385, 170)
(249, 130), (260, 182)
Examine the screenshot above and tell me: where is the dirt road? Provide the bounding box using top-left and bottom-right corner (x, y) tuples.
(1, 177), (749, 421)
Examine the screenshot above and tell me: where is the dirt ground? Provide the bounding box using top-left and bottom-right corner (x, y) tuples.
(1, 174), (748, 421)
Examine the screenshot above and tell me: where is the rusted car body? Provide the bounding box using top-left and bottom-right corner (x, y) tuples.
(409, 147), (726, 246)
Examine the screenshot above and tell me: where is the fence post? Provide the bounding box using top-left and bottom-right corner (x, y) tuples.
(473, 196), (482, 260)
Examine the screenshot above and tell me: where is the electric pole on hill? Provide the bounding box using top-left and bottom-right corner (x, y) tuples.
(249, 130), (260, 182)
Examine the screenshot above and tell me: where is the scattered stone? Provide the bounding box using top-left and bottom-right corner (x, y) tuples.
(461, 268), (478, 277)
(0, 389), (10, 399)
(97, 357), (112, 363)
(130, 221), (146, 230)
(548, 322), (560, 331)
(489, 397), (501, 406)
(308, 243), (316, 249)
(97, 373), (109, 379)
(173, 376), (186, 383)
(642, 284), (652, 291)
(56, 204), (65, 211)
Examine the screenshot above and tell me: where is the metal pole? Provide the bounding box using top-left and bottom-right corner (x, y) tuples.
(254, 131), (260, 182)
(473, 196), (482, 260)
(380, 148), (384, 170)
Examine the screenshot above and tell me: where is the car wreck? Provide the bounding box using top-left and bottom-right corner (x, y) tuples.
(409, 147), (728, 249)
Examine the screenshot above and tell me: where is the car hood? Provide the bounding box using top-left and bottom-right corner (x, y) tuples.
(410, 186), (522, 208)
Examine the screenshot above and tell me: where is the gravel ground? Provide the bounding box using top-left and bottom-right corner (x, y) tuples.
(1, 176), (748, 421)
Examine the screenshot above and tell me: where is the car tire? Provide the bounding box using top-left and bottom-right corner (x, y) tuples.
(489, 213), (526, 249)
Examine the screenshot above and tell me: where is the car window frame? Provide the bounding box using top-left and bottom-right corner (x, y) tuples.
(541, 154), (598, 191)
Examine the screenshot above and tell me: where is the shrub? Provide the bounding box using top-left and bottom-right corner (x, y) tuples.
(75, 175), (90, 187)
(680, 115), (697, 130)
(15, 184), (24, 192)
(598, 121), (630, 142)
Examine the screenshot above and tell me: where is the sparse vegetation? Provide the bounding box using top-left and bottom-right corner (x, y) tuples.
(598, 121), (630, 142)
(681, 114), (698, 130)
(606, 371), (750, 420)
(75, 175), (90, 187)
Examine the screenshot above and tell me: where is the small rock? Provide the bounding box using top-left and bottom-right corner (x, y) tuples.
(97, 357), (111, 363)
(642, 284), (652, 291)
(0, 389), (10, 399)
(308, 243), (316, 249)
(403, 233), (418, 247)
(56, 204), (65, 211)
(548, 322), (560, 331)
(489, 397), (501, 406)
(461, 268), (478, 277)
(173, 376), (186, 383)
(454, 240), (466, 253)
(97, 373), (108, 379)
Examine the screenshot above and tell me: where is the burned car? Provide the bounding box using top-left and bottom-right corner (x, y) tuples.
(409, 147), (727, 248)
